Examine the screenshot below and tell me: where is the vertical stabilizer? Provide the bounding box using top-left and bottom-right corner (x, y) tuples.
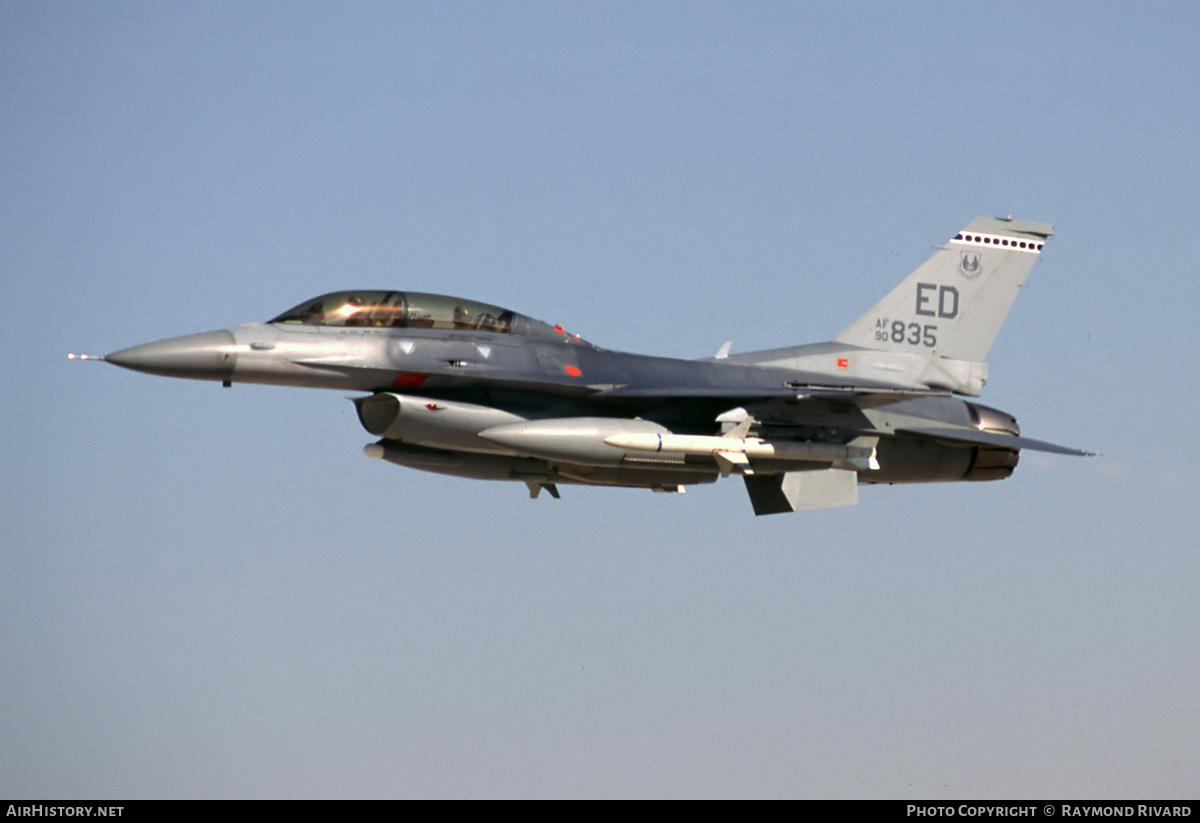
(834, 217), (1053, 363)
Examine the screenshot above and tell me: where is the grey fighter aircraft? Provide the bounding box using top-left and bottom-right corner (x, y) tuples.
(82, 217), (1089, 514)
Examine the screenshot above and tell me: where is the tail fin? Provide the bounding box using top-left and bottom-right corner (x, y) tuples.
(835, 217), (1053, 363)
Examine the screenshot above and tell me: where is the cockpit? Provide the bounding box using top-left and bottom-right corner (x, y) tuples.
(269, 290), (588, 344)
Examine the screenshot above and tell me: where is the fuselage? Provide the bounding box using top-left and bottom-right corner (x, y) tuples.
(91, 218), (1087, 514)
(102, 289), (1023, 501)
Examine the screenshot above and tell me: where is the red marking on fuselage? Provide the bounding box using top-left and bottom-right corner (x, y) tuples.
(393, 372), (429, 388)
(836, 358), (849, 369)
(564, 365), (582, 377)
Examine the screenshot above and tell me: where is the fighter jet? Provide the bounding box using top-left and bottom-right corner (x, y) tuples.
(81, 217), (1089, 514)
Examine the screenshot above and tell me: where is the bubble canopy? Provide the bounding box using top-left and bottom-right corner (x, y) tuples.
(269, 290), (586, 343)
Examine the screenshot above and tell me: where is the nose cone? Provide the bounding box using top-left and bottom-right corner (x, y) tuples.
(106, 329), (237, 381)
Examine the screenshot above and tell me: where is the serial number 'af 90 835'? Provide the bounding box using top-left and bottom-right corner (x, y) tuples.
(874, 319), (938, 347)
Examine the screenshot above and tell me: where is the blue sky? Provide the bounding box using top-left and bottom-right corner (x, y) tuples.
(3, 1), (1197, 798)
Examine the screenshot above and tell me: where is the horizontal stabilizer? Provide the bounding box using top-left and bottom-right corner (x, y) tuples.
(899, 427), (1093, 456)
